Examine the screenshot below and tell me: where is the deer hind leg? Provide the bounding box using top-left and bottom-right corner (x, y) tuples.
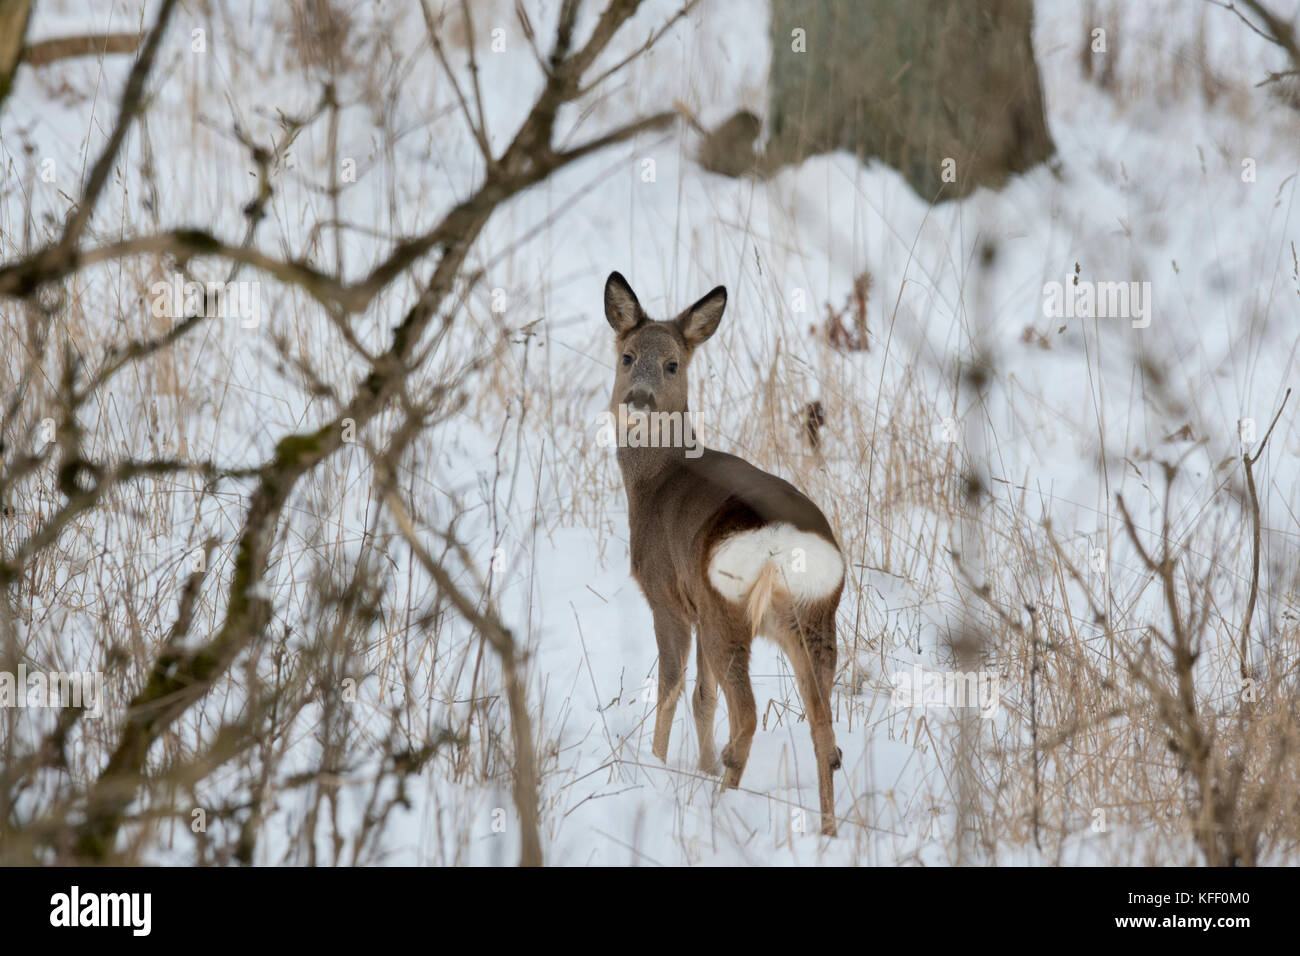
(691, 636), (720, 773)
(784, 610), (840, 836)
(651, 608), (692, 763)
(711, 631), (756, 791)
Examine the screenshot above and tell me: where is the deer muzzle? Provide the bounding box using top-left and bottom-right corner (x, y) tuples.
(623, 388), (656, 413)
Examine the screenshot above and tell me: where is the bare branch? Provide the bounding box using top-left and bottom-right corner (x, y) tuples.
(64, 0), (661, 862)
(420, 1), (493, 164)
(60, 0), (179, 248)
(22, 31), (142, 66)
(368, 412), (542, 867)
(576, 0), (699, 97)
(1240, 387), (1291, 676)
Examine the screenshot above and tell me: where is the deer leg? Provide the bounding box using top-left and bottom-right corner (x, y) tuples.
(714, 639), (756, 790)
(692, 636), (719, 773)
(651, 609), (692, 762)
(784, 617), (840, 836)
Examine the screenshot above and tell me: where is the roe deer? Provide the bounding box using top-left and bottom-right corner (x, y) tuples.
(602, 271), (845, 836)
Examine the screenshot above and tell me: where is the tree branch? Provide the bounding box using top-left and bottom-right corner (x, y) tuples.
(66, 0), (658, 862)
(22, 31), (142, 66)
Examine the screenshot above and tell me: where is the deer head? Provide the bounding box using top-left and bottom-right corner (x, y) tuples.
(603, 271), (727, 419)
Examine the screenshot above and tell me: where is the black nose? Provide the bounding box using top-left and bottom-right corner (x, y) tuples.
(624, 389), (655, 411)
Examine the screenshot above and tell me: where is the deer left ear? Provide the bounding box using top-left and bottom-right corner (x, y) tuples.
(678, 285), (727, 347)
(605, 271), (644, 335)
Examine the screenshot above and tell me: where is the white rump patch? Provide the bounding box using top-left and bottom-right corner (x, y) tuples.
(707, 523), (843, 605)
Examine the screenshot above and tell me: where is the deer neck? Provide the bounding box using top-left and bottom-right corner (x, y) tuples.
(617, 442), (701, 524)
(613, 403), (701, 490)
(616, 444), (678, 494)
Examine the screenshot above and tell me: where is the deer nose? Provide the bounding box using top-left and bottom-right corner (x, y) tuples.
(624, 389), (655, 412)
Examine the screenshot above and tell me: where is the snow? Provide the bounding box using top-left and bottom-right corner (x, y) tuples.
(3, 0), (1298, 865)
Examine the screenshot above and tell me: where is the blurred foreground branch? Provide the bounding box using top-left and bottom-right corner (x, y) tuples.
(0, 0), (678, 865)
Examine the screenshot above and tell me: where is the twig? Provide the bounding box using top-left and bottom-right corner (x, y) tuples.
(1239, 387), (1291, 677)
(64, 0), (662, 864)
(59, 0), (179, 248)
(22, 32), (142, 66)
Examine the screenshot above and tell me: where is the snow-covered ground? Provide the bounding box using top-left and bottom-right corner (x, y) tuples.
(3, 0), (1298, 865)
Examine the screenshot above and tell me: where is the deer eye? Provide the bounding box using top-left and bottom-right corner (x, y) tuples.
(665, 361), (678, 375)
(621, 353), (633, 367)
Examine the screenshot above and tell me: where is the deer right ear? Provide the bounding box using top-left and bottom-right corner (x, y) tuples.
(678, 285), (727, 347)
(604, 272), (644, 334)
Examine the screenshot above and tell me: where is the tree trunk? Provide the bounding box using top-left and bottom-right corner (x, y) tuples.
(761, 0), (1054, 200)
(0, 0), (33, 110)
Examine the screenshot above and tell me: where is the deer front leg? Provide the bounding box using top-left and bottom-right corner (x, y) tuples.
(692, 637), (720, 773)
(651, 609), (691, 762)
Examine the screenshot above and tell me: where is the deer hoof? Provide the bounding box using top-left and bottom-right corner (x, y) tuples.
(721, 767), (742, 790)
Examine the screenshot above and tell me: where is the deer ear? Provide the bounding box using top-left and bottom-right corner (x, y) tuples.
(678, 285), (727, 347)
(604, 272), (644, 334)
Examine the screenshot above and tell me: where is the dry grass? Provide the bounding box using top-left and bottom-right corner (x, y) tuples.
(2, 0), (1298, 867)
